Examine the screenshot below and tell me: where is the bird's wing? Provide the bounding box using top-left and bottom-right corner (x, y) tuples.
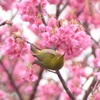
(33, 52), (55, 61)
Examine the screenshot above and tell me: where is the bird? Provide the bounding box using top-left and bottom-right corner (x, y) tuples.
(31, 44), (64, 70)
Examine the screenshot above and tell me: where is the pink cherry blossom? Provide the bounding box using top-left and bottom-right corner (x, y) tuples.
(47, 0), (60, 4)
(0, 0), (16, 11)
(94, 93), (100, 100)
(24, 85), (33, 95)
(16, 0), (47, 24)
(2, 36), (29, 59)
(78, 1), (100, 28)
(29, 22), (46, 36)
(47, 17), (58, 27)
(0, 65), (8, 83)
(0, 90), (8, 100)
(39, 22), (91, 59)
(21, 68), (38, 82)
(47, 0), (66, 4)
(60, 92), (71, 100)
(0, 24), (19, 39)
(69, 66), (86, 77)
(38, 83), (61, 99)
(69, 0), (85, 13)
(67, 77), (82, 95)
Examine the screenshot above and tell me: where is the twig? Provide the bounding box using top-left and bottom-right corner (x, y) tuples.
(37, 3), (47, 25)
(0, 20), (13, 26)
(0, 60), (23, 100)
(29, 68), (44, 100)
(82, 76), (97, 100)
(56, 0), (62, 18)
(56, 0), (69, 18)
(56, 70), (76, 100)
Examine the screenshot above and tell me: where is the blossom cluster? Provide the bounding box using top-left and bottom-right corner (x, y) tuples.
(0, 0), (100, 100)
(2, 36), (29, 59)
(38, 18), (91, 59)
(16, 0), (47, 24)
(0, 0), (16, 11)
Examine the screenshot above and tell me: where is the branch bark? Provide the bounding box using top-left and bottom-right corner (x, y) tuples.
(29, 68), (44, 100)
(56, 70), (76, 100)
(82, 76), (97, 100)
(0, 60), (23, 100)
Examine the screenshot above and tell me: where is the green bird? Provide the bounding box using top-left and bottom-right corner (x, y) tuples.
(31, 44), (64, 70)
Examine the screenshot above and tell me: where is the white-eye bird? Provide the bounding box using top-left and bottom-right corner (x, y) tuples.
(31, 44), (64, 70)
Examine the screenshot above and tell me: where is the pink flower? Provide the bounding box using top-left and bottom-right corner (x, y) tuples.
(38, 83), (61, 98)
(39, 23), (91, 59)
(0, 0), (16, 11)
(21, 68), (38, 82)
(0, 24), (19, 39)
(47, 17), (58, 27)
(29, 23), (46, 36)
(47, 0), (60, 4)
(60, 92), (71, 100)
(24, 85), (33, 94)
(16, 0), (47, 24)
(0, 90), (10, 100)
(67, 78), (82, 95)
(78, 1), (100, 28)
(2, 36), (29, 59)
(69, 66), (86, 77)
(47, 0), (66, 4)
(13, 61), (38, 86)
(69, 0), (85, 13)
(94, 93), (100, 100)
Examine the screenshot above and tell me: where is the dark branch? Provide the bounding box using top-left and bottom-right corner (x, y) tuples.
(82, 76), (97, 100)
(29, 68), (44, 100)
(0, 60), (23, 100)
(0, 20), (13, 26)
(38, 3), (47, 25)
(56, 0), (69, 19)
(56, 70), (76, 100)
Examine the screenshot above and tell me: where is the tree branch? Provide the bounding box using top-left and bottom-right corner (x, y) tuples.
(0, 60), (23, 100)
(29, 68), (44, 100)
(38, 3), (47, 25)
(56, 70), (76, 100)
(56, 0), (69, 19)
(82, 76), (97, 100)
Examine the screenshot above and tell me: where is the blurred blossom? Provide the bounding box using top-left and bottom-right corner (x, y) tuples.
(38, 83), (61, 99)
(67, 77), (82, 95)
(69, 0), (85, 13)
(0, 90), (8, 100)
(16, 0), (47, 24)
(94, 93), (100, 100)
(21, 68), (38, 82)
(39, 20), (91, 59)
(2, 36), (30, 59)
(47, 0), (66, 4)
(60, 92), (71, 100)
(69, 66), (86, 77)
(0, 0), (16, 11)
